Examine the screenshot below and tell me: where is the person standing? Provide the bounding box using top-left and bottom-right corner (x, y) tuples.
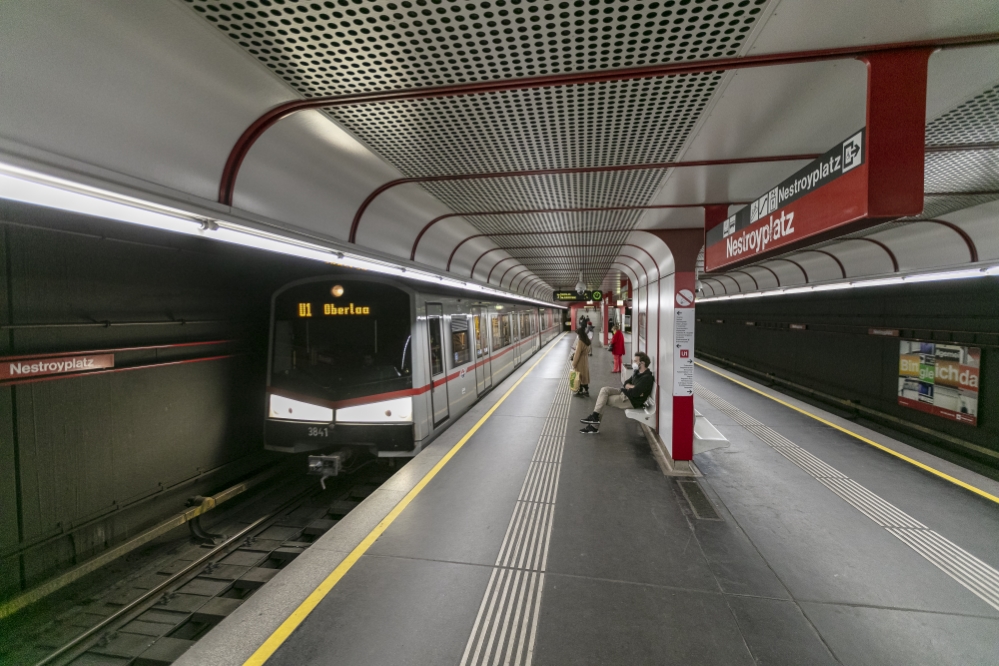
(610, 325), (625, 373)
(571, 325), (591, 397)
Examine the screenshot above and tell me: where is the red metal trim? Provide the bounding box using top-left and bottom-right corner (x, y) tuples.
(498, 265), (523, 288)
(925, 141), (999, 153)
(770, 258), (810, 284)
(469, 247), (507, 280)
(615, 255), (649, 286)
(716, 274), (743, 293)
(728, 269), (760, 290)
(0, 339), (235, 362)
(610, 262), (640, 286)
(855, 237), (900, 272)
(804, 249), (848, 279)
(0, 354), (237, 388)
(699, 276), (729, 295)
(486, 257), (518, 284)
(437, 205), (740, 268)
(220, 33), (999, 206)
(503, 267), (532, 290)
(921, 219), (979, 262)
(354, 153), (815, 243)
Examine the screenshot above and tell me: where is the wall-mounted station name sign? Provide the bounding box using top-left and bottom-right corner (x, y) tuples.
(0, 353), (115, 381)
(705, 129), (869, 272)
(553, 290), (603, 302)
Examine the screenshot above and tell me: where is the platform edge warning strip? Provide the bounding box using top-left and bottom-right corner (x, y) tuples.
(694, 361), (999, 507)
(695, 383), (999, 612)
(242, 334), (567, 666)
(458, 358), (572, 666)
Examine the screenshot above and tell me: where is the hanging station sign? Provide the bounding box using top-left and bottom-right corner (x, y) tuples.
(552, 290), (602, 302)
(705, 129), (870, 272)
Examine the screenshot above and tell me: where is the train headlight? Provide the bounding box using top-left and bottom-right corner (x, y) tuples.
(336, 396), (413, 424)
(268, 394), (333, 422)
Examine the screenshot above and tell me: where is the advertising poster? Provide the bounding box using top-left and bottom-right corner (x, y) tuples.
(898, 341), (980, 425)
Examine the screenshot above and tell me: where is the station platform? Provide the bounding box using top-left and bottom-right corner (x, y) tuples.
(178, 334), (999, 666)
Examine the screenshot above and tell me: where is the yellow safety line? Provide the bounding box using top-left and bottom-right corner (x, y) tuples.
(244, 334), (567, 665)
(695, 361), (999, 506)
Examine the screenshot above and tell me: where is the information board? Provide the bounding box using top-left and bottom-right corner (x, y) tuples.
(705, 129), (869, 272)
(898, 340), (980, 426)
(553, 290), (602, 302)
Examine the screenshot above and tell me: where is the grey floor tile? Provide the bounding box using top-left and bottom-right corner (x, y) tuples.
(800, 601), (999, 666)
(726, 595), (838, 666)
(532, 575), (755, 665)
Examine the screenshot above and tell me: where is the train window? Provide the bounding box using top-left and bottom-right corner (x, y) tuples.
(428, 316), (444, 376)
(450, 316), (471, 366)
(491, 313), (511, 349)
(270, 280), (412, 401)
(473, 314), (488, 357)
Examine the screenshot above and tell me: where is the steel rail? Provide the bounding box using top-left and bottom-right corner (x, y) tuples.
(217, 32), (999, 206)
(32, 477), (316, 666)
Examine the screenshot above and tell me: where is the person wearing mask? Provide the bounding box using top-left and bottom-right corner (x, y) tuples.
(579, 351), (654, 433)
(609, 325), (625, 373)
(571, 325), (591, 397)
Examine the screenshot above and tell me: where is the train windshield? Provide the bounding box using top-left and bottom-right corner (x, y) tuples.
(270, 280), (412, 402)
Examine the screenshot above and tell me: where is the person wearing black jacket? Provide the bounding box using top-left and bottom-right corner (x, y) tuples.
(579, 351), (654, 433)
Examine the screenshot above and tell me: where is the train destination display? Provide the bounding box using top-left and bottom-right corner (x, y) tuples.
(898, 341), (980, 426)
(553, 290), (603, 302)
(705, 129), (868, 271)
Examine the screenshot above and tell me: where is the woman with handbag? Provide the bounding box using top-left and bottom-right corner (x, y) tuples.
(571, 325), (591, 397)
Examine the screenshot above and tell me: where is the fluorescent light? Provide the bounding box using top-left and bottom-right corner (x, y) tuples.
(0, 162), (562, 309)
(697, 263), (998, 303)
(0, 168), (204, 236)
(852, 276), (904, 288)
(811, 282), (852, 292)
(902, 268), (984, 282)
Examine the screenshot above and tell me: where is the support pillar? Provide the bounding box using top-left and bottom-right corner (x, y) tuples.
(647, 228), (709, 462)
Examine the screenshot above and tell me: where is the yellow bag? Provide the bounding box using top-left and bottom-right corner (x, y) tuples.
(569, 370), (580, 392)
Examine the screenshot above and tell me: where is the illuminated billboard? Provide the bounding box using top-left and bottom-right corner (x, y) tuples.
(898, 341), (980, 426)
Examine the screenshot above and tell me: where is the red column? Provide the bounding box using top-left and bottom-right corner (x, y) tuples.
(859, 49), (931, 218)
(647, 228), (706, 462)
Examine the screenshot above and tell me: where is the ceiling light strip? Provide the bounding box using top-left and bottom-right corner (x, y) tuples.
(0, 164), (559, 309)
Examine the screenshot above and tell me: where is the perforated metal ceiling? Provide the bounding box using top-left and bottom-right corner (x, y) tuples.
(187, 0), (773, 290)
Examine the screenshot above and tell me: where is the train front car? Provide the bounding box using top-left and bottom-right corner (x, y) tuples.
(265, 277), (415, 458)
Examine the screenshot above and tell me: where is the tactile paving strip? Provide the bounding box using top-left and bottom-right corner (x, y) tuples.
(695, 383), (999, 612)
(459, 356), (572, 666)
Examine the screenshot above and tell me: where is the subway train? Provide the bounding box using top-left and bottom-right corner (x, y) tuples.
(265, 275), (562, 464)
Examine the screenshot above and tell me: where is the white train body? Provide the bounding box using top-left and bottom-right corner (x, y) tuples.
(265, 275), (561, 456)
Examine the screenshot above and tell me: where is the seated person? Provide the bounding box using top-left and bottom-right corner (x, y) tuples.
(579, 352), (654, 434)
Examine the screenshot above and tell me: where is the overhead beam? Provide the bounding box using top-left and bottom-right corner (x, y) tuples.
(217, 33), (999, 206)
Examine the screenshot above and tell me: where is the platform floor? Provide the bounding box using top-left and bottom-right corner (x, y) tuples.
(179, 335), (999, 666)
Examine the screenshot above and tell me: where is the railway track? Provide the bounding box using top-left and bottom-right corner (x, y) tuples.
(2, 460), (395, 666)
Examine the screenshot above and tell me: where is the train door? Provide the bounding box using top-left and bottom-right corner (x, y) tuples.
(472, 308), (492, 395)
(426, 303), (449, 426)
(511, 312), (520, 366)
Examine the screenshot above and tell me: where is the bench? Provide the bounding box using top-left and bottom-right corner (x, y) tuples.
(625, 393), (656, 427)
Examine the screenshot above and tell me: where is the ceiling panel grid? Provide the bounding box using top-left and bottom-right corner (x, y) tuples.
(187, 0), (774, 288)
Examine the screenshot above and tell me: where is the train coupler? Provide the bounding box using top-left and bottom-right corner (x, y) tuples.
(308, 452), (344, 489)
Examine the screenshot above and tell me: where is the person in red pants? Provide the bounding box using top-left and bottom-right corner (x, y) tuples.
(610, 325), (625, 373)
